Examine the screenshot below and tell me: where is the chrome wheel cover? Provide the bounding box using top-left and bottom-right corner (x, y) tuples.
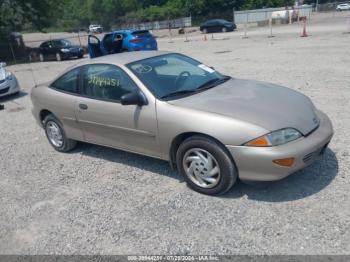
(183, 148), (221, 188)
(46, 121), (63, 148)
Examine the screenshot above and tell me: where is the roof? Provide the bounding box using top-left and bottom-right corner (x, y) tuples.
(78, 51), (172, 66)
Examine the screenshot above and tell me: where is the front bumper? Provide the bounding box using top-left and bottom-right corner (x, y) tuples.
(0, 77), (20, 97)
(62, 49), (84, 58)
(226, 110), (334, 181)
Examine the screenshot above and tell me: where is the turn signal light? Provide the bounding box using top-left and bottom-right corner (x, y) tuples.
(246, 136), (269, 146)
(272, 158), (295, 167)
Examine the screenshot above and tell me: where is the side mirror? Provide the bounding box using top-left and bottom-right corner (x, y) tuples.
(0, 62), (6, 67)
(120, 92), (147, 106)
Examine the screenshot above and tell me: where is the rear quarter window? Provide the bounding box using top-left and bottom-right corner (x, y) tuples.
(51, 68), (80, 94)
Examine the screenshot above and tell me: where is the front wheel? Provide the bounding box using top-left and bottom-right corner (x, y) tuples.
(44, 114), (77, 152)
(202, 28), (208, 34)
(39, 53), (44, 62)
(56, 52), (62, 61)
(176, 136), (237, 195)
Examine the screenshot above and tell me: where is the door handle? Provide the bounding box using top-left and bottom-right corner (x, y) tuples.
(79, 103), (88, 110)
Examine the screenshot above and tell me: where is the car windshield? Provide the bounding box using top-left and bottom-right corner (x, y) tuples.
(127, 53), (229, 100)
(54, 39), (72, 47)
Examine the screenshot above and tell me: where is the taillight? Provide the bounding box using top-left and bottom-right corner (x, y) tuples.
(129, 38), (143, 43)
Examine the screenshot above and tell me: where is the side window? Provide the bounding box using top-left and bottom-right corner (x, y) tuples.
(82, 64), (137, 102)
(51, 68), (79, 93)
(41, 42), (49, 49)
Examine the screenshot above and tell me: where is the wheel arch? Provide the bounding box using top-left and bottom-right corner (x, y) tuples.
(169, 132), (235, 170)
(39, 109), (53, 126)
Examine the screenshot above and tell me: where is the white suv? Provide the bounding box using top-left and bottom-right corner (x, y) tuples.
(88, 24), (103, 34)
(336, 3), (350, 11)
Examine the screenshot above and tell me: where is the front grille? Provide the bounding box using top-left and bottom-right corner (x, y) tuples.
(303, 152), (315, 163)
(303, 143), (329, 164)
(0, 87), (9, 94)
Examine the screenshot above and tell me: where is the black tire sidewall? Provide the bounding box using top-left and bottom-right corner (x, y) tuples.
(176, 137), (237, 195)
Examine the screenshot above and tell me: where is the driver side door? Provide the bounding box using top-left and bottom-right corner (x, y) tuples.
(88, 35), (103, 58)
(75, 64), (160, 158)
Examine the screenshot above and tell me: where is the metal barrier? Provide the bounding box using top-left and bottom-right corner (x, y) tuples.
(234, 5), (313, 24)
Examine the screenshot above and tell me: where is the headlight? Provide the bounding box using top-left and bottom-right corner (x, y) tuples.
(244, 128), (302, 147)
(61, 48), (70, 52)
(5, 71), (12, 80)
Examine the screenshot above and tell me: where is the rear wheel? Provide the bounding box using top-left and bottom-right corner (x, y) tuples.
(44, 114), (77, 152)
(176, 136), (237, 195)
(222, 27), (227, 33)
(202, 28), (208, 34)
(39, 53), (44, 62)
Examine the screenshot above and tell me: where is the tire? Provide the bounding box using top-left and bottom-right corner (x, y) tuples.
(39, 53), (44, 62)
(222, 27), (227, 33)
(78, 54), (83, 59)
(43, 114), (77, 152)
(202, 28), (207, 34)
(56, 52), (62, 61)
(176, 136), (237, 195)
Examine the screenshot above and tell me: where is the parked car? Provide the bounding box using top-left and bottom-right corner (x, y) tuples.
(200, 19), (236, 34)
(88, 29), (158, 58)
(30, 51), (333, 195)
(39, 39), (84, 62)
(336, 3), (350, 11)
(0, 62), (20, 98)
(88, 24), (103, 34)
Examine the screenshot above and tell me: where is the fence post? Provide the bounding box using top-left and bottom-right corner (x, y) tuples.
(77, 31), (82, 47)
(268, 17), (274, 38)
(243, 12), (249, 38)
(8, 41), (16, 64)
(233, 8), (235, 24)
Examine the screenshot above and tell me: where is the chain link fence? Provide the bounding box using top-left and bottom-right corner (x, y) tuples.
(233, 5), (313, 25)
(114, 17), (192, 31)
(0, 16), (194, 65)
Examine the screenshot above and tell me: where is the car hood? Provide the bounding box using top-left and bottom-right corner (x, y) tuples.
(168, 79), (319, 135)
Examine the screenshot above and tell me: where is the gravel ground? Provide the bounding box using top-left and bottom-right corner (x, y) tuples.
(1, 12), (349, 255)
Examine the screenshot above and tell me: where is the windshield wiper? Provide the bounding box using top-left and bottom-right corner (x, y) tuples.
(160, 76), (231, 100)
(195, 76), (231, 91)
(161, 89), (197, 99)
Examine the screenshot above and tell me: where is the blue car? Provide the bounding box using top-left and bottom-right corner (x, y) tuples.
(88, 29), (158, 58)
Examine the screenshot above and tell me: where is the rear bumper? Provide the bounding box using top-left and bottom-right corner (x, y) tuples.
(226, 110), (334, 181)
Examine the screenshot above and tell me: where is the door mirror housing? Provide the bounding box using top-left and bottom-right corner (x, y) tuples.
(120, 92), (147, 106)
